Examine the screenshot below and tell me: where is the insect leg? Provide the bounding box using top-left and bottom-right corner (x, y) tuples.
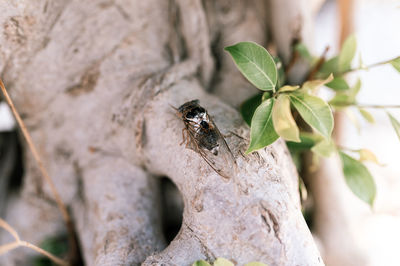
(180, 128), (187, 146)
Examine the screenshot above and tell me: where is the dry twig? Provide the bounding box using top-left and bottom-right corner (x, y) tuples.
(0, 218), (69, 266)
(0, 78), (75, 264)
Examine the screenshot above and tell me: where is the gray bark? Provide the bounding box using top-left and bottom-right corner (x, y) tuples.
(0, 0), (323, 265)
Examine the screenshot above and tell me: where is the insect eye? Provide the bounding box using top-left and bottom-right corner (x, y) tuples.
(186, 107), (205, 119)
(200, 121), (209, 129)
(186, 111), (196, 119)
(196, 107), (206, 113)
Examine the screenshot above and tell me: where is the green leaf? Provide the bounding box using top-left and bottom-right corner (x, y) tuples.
(325, 77), (350, 91)
(311, 138), (335, 157)
(289, 92), (334, 139)
(345, 109), (361, 133)
(329, 94), (353, 108)
(301, 74), (333, 92)
(225, 42), (277, 91)
(359, 108), (375, 123)
(339, 151), (376, 206)
(273, 56), (286, 88)
(329, 79), (361, 108)
(240, 94), (262, 126)
(338, 34), (357, 72)
(192, 260), (211, 266)
(245, 262), (269, 266)
(262, 91), (273, 101)
(390, 57), (400, 73)
(247, 98), (279, 153)
(387, 112), (400, 141)
(294, 43), (312, 62)
(286, 132), (323, 152)
(318, 56), (339, 78)
(213, 258), (234, 266)
(272, 94), (300, 142)
(349, 78), (362, 99)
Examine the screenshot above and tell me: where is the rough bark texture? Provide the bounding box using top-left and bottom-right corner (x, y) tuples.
(0, 0), (323, 265)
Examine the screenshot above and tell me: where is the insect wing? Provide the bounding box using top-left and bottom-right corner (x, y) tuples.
(186, 116), (237, 179)
(209, 116), (237, 178)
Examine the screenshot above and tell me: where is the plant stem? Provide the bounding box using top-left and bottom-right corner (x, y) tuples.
(307, 46), (330, 80)
(336, 145), (360, 153)
(357, 104), (400, 109)
(341, 55), (400, 75)
(331, 103), (400, 109)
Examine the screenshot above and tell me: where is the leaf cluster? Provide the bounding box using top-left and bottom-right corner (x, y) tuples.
(225, 39), (400, 206)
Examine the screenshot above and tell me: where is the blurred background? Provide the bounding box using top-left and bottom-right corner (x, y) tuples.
(312, 0), (400, 265)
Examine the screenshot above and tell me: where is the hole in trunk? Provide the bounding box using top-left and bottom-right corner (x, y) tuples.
(0, 130), (24, 216)
(160, 177), (184, 243)
(8, 131), (24, 190)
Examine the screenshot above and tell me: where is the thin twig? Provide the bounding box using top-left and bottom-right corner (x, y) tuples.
(357, 104), (400, 109)
(0, 218), (69, 266)
(336, 145), (359, 153)
(330, 102), (400, 109)
(285, 50), (299, 76)
(19, 241), (69, 266)
(0, 242), (20, 255)
(0, 79), (70, 227)
(340, 55), (400, 75)
(0, 219), (20, 241)
(0, 79), (76, 263)
(306, 46), (330, 80)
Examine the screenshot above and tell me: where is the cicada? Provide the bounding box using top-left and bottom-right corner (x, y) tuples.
(175, 100), (236, 179)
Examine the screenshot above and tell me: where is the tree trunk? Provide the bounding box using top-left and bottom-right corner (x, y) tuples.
(0, 0), (323, 265)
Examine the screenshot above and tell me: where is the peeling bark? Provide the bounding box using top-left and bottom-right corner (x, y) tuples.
(0, 0), (323, 265)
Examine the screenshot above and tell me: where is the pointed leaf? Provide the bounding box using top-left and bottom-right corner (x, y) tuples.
(225, 42), (277, 91)
(289, 92), (334, 138)
(345, 109), (361, 133)
(329, 94), (353, 108)
(358, 149), (380, 164)
(338, 34), (357, 72)
(329, 79), (361, 108)
(387, 112), (400, 141)
(247, 98), (279, 153)
(339, 151), (376, 206)
(390, 57), (400, 73)
(193, 260), (211, 266)
(326, 77), (350, 91)
(240, 94), (262, 126)
(262, 91), (273, 101)
(272, 95), (300, 142)
(318, 56), (339, 78)
(273, 56), (286, 88)
(311, 138), (335, 157)
(301, 74), (334, 92)
(278, 85), (299, 92)
(294, 43), (312, 62)
(359, 108), (375, 123)
(213, 258), (234, 266)
(348, 78), (362, 99)
(245, 263), (269, 266)
(286, 132), (323, 152)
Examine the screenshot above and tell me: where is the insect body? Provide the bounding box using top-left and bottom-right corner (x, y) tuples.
(176, 100), (236, 178)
